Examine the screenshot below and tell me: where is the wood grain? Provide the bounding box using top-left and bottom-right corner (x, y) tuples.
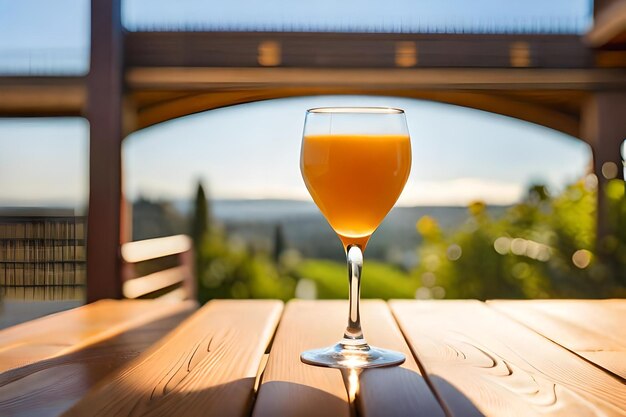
(357, 300), (446, 417)
(489, 299), (626, 380)
(0, 299), (194, 373)
(253, 300), (351, 417)
(253, 300), (445, 417)
(390, 300), (626, 417)
(63, 300), (283, 417)
(0, 301), (195, 417)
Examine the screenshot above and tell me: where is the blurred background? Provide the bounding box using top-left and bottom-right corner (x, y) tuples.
(1, 0), (625, 328)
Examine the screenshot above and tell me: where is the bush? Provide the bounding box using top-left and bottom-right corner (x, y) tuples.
(196, 232), (295, 302)
(192, 177), (625, 303)
(412, 178), (626, 300)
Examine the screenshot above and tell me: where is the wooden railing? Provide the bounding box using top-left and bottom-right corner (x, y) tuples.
(120, 234), (194, 300)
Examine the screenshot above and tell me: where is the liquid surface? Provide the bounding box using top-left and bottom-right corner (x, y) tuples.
(301, 134), (411, 249)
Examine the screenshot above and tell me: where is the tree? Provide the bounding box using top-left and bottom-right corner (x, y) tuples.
(190, 182), (295, 303)
(191, 182), (210, 246)
(272, 223), (287, 264)
(191, 181), (211, 303)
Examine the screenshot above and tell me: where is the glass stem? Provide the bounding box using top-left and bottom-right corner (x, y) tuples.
(343, 245), (366, 347)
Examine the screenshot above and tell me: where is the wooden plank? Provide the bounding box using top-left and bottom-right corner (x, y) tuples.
(489, 299), (626, 380)
(63, 300), (282, 417)
(253, 300), (445, 417)
(357, 300), (445, 417)
(121, 235), (192, 263)
(127, 67), (626, 91)
(253, 300), (351, 417)
(0, 301), (195, 417)
(390, 300), (626, 417)
(123, 266), (186, 299)
(0, 76), (85, 117)
(0, 299), (194, 373)
(125, 32), (594, 69)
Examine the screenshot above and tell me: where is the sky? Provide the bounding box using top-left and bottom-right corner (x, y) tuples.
(0, 0), (89, 74)
(123, 0), (592, 32)
(0, 118), (88, 208)
(0, 1), (597, 209)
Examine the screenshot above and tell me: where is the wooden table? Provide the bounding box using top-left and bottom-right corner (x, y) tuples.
(0, 299), (624, 417)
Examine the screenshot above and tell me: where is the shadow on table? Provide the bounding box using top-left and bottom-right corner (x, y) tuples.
(65, 377), (263, 416)
(0, 308), (192, 417)
(63, 378), (351, 417)
(356, 366), (484, 417)
(254, 380), (351, 417)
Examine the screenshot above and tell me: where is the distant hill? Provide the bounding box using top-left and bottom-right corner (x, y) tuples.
(213, 199), (318, 221)
(160, 198), (509, 262)
(175, 198), (507, 225)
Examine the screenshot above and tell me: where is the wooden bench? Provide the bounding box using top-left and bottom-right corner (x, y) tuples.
(121, 234), (194, 300)
(0, 299), (624, 417)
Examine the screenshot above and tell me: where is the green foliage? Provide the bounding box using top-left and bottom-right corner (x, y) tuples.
(192, 183), (296, 303)
(600, 179), (626, 286)
(192, 175), (625, 303)
(197, 233), (295, 302)
(412, 179), (626, 300)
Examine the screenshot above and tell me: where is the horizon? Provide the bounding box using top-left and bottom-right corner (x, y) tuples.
(0, 192), (555, 217)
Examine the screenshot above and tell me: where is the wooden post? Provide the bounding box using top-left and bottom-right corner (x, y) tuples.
(581, 92), (626, 243)
(86, 0), (124, 301)
(593, 0), (620, 15)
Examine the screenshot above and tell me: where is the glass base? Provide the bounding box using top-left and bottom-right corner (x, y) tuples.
(300, 342), (405, 369)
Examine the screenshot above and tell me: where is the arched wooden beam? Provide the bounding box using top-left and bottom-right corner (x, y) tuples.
(131, 87), (582, 139)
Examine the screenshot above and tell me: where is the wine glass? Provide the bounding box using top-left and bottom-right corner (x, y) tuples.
(300, 107), (412, 368)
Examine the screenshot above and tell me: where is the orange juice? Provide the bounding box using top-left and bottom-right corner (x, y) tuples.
(301, 134), (411, 249)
